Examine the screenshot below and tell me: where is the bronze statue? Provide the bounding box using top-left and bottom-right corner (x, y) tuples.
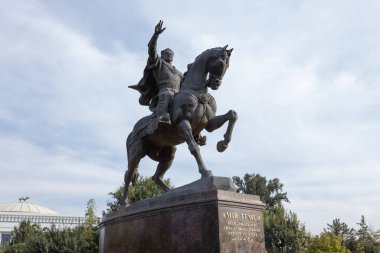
(124, 20), (237, 205)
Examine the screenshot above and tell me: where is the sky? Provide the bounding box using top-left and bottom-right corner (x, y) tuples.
(0, 0), (379, 235)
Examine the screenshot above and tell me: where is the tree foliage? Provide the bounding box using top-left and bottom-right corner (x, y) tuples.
(233, 173), (310, 252)
(322, 216), (380, 253)
(305, 232), (352, 253)
(355, 215), (380, 253)
(78, 199), (99, 252)
(233, 173), (289, 211)
(324, 218), (357, 251)
(104, 176), (173, 214)
(263, 206), (310, 252)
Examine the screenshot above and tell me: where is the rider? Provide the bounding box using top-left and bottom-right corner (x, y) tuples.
(130, 21), (206, 145)
(130, 20), (183, 125)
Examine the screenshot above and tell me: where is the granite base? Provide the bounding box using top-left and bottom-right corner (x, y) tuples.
(99, 177), (265, 253)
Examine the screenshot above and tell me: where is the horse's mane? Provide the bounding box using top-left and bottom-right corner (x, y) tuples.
(193, 47), (224, 62)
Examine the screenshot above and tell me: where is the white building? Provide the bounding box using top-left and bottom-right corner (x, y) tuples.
(0, 198), (85, 245)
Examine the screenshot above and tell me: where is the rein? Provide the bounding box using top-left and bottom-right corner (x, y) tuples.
(180, 89), (213, 104)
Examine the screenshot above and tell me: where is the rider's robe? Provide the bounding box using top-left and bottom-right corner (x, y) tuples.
(129, 60), (158, 109)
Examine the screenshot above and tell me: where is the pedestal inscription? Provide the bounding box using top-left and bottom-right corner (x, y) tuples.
(219, 207), (265, 252)
(222, 211), (262, 242)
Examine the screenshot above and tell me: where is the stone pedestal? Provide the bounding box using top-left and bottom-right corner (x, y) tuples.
(99, 177), (265, 253)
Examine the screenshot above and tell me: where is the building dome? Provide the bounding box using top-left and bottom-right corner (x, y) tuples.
(0, 199), (58, 216)
(0, 197), (84, 246)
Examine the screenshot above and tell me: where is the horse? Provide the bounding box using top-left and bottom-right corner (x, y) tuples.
(122, 45), (237, 205)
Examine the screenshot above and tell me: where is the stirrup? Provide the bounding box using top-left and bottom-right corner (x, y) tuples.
(158, 113), (171, 125)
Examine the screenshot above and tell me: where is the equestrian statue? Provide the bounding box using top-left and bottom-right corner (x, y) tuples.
(124, 20), (237, 205)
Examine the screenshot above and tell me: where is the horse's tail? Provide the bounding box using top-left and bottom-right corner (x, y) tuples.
(126, 132), (132, 161)
(126, 133), (140, 186)
(126, 115), (153, 186)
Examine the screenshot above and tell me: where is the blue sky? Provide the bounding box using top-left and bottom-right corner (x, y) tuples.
(1, 0), (379, 234)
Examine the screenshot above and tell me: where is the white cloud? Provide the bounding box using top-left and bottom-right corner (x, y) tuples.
(0, 136), (122, 216)
(0, 0), (141, 215)
(283, 161), (380, 232)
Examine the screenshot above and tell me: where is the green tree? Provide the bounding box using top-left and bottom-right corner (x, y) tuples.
(9, 220), (40, 245)
(104, 176), (173, 214)
(355, 215), (380, 253)
(324, 218), (356, 251)
(78, 199), (99, 253)
(233, 173), (289, 210)
(323, 216), (380, 253)
(305, 232), (352, 253)
(264, 206), (310, 252)
(233, 173), (310, 252)
(42, 226), (78, 253)
(356, 215), (369, 253)
(325, 218), (353, 238)
(5, 220), (49, 253)
(371, 230), (380, 253)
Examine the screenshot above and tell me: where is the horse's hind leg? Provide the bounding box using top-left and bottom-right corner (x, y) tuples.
(122, 139), (145, 206)
(205, 110), (238, 152)
(152, 146), (177, 192)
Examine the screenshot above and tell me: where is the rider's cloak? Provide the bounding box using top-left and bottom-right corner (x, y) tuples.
(129, 60), (158, 107)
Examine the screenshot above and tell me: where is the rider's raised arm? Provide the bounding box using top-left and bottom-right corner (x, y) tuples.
(148, 32), (159, 63)
(148, 20), (166, 64)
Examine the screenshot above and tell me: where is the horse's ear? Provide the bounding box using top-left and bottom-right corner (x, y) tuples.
(227, 48), (233, 56)
(223, 45), (228, 50)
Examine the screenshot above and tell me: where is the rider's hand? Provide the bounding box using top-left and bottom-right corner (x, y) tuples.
(154, 20), (166, 35)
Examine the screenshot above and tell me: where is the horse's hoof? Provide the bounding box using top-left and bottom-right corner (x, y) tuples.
(217, 141), (228, 152)
(122, 201), (130, 208)
(121, 197), (130, 208)
(201, 170), (213, 178)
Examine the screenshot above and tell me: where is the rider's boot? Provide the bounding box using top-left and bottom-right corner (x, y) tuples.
(156, 92), (171, 125)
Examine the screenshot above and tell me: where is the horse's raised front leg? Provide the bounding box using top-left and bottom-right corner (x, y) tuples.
(205, 110), (238, 152)
(178, 120), (213, 178)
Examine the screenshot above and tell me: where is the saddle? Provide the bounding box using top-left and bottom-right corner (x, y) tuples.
(140, 90), (214, 141)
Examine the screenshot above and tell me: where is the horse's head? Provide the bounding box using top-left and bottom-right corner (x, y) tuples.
(206, 45), (233, 90)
